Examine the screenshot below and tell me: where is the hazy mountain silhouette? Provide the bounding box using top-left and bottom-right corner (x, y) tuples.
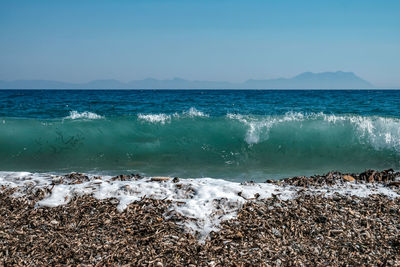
(0, 71), (374, 89)
(244, 71), (374, 89)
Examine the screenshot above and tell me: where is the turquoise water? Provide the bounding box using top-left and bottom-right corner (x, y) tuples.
(1, 90), (400, 181)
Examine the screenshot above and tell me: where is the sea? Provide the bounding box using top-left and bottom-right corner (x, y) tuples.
(1, 89), (400, 182)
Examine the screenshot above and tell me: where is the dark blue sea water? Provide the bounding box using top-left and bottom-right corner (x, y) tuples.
(1, 89), (400, 181)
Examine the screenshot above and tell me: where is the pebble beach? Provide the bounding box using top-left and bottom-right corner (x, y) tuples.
(1, 169), (399, 266)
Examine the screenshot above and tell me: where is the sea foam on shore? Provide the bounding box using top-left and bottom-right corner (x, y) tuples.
(1, 170), (399, 238)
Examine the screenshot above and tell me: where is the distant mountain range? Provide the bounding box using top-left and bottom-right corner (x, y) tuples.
(0, 71), (374, 89)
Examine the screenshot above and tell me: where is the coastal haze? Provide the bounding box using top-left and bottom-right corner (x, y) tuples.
(1, 1), (399, 88)
(0, 71), (374, 89)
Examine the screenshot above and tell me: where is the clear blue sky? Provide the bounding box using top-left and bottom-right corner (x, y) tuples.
(0, 0), (399, 87)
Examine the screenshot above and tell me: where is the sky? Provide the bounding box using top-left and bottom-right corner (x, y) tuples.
(0, 0), (399, 87)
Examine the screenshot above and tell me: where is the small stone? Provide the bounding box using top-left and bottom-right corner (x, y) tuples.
(272, 228), (282, 237)
(151, 177), (171, 182)
(368, 175), (375, 183)
(110, 199), (119, 205)
(175, 183), (183, 189)
(235, 231), (243, 239)
(315, 216), (327, 223)
(343, 175), (355, 182)
(388, 181), (400, 187)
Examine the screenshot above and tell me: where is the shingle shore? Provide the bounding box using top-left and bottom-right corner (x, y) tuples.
(1, 170), (400, 266)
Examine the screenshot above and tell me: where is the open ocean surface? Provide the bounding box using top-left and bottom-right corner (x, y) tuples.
(1, 89), (400, 182)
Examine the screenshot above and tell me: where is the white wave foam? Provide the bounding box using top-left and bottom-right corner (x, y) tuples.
(138, 113), (171, 124)
(138, 107), (208, 124)
(317, 113), (400, 152)
(184, 107), (209, 118)
(351, 116), (400, 152)
(226, 112), (310, 144)
(65, 111), (104, 120)
(227, 112), (313, 144)
(227, 113), (274, 144)
(1, 171), (399, 240)
(227, 112), (400, 151)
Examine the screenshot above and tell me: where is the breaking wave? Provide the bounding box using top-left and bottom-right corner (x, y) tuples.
(227, 112), (400, 151)
(1, 111), (400, 180)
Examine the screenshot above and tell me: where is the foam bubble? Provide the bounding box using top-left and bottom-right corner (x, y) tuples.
(184, 107), (209, 118)
(65, 111), (103, 120)
(138, 107), (208, 124)
(138, 113), (171, 124)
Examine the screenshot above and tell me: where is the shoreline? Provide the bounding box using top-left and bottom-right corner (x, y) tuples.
(1, 169), (400, 265)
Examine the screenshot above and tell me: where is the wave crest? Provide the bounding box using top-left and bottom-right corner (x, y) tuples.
(65, 111), (104, 120)
(138, 113), (171, 124)
(138, 107), (208, 124)
(184, 107), (209, 118)
(227, 112), (400, 151)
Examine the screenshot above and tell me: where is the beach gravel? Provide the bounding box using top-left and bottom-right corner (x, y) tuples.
(1, 171), (400, 266)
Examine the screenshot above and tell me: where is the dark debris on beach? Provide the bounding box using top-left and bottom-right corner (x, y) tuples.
(278, 168), (400, 187)
(1, 170), (400, 266)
